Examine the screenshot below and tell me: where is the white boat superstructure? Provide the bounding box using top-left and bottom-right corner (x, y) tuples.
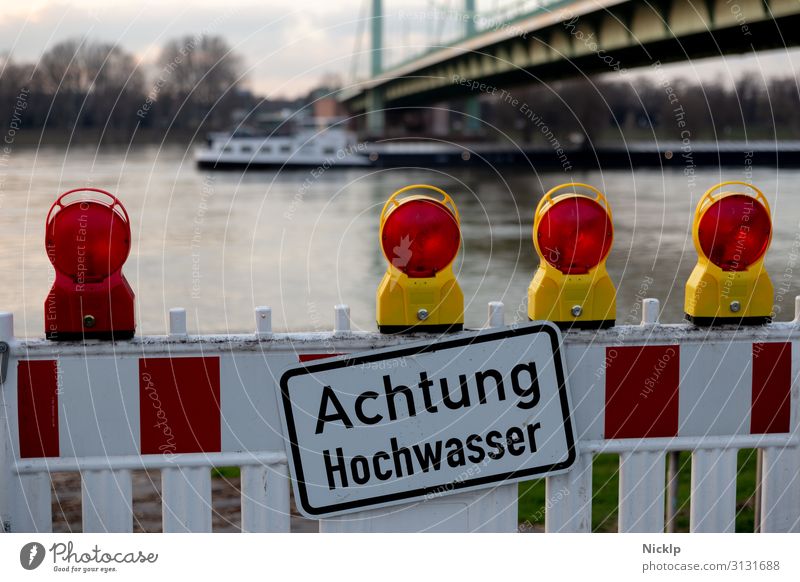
(195, 115), (370, 168)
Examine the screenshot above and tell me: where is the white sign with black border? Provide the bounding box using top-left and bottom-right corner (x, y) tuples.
(279, 321), (576, 518)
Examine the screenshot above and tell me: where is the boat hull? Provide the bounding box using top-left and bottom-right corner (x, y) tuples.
(195, 158), (371, 170)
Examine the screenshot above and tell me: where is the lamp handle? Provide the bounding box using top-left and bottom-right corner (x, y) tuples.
(535, 182), (612, 222)
(696, 181), (770, 216)
(46, 187), (130, 227)
(379, 184), (460, 225)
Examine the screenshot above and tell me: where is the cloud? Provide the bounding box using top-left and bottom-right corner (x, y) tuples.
(1, 0), (798, 99)
(0, 0), (367, 97)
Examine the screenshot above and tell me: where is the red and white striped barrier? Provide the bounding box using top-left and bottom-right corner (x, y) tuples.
(1, 300), (798, 533)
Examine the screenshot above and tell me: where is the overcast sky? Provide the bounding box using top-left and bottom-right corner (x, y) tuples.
(1, 0), (797, 98)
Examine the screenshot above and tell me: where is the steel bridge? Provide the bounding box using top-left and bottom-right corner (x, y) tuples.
(341, 0), (800, 133)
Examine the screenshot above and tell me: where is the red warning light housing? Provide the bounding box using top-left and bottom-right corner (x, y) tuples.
(536, 195), (614, 275)
(697, 194), (771, 272)
(380, 198), (461, 278)
(528, 182), (616, 329)
(376, 184), (464, 334)
(45, 188), (135, 340)
(685, 181), (774, 326)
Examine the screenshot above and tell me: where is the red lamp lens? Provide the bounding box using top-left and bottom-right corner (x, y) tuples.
(47, 202), (130, 280)
(536, 196), (613, 274)
(698, 194), (771, 271)
(381, 198), (460, 278)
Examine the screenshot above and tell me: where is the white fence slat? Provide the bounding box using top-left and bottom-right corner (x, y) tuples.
(0, 380), (10, 532)
(476, 301), (517, 533)
(690, 448), (736, 532)
(81, 469), (132, 532)
(760, 445), (800, 532)
(0, 312), (14, 531)
(168, 307), (187, 338)
(467, 485), (518, 532)
(11, 473), (52, 532)
(241, 463), (291, 532)
(545, 452), (592, 532)
(618, 451), (665, 532)
(161, 466), (212, 532)
(320, 488), (512, 532)
(333, 304), (351, 335)
(255, 306), (272, 338)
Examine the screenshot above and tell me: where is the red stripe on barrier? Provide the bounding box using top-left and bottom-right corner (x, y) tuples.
(139, 356), (221, 454)
(17, 360), (59, 458)
(751, 342), (791, 434)
(604, 345), (680, 439)
(299, 353), (344, 362)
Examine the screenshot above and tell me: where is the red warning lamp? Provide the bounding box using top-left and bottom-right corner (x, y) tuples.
(697, 194), (771, 271)
(685, 181), (773, 325)
(380, 197), (461, 278)
(528, 182), (616, 328)
(45, 188), (135, 340)
(376, 184), (464, 333)
(536, 195), (614, 275)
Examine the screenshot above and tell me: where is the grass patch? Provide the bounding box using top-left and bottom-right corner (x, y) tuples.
(735, 449), (758, 532)
(212, 466), (241, 479)
(519, 450), (759, 532)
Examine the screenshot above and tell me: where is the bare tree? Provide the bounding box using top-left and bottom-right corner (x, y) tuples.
(35, 38), (144, 130)
(153, 34), (244, 128)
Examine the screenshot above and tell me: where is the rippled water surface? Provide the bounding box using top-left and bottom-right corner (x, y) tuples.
(1, 145), (799, 337)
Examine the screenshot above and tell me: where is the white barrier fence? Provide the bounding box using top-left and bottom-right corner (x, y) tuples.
(1, 299), (798, 533)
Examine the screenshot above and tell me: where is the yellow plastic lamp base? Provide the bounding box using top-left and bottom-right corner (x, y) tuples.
(528, 262), (616, 330)
(376, 266), (464, 334)
(684, 263), (773, 326)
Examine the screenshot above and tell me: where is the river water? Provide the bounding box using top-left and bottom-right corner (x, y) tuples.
(1, 145), (799, 338)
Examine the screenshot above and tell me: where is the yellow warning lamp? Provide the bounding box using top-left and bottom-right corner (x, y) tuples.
(685, 181), (773, 326)
(528, 182), (616, 329)
(376, 184), (464, 334)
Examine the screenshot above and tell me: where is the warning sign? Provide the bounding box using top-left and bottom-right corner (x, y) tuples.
(279, 322), (576, 517)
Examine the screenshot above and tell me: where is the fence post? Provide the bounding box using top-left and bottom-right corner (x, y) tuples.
(544, 293), (595, 529)
(169, 308), (188, 339)
(0, 313), (52, 532)
(333, 304), (351, 336)
(81, 468), (133, 532)
(759, 296), (800, 532)
(641, 298), (659, 325)
(161, 465), (212, 532)
(641, 298), (680, 533)
(255, 306), (273, 339)
(0, 312), (13, 531)
(488, 301), (504, 329)
(545, 452), (592, 532)
(690, 448), (737, 532)
(760, 446), (800, 532)
(486, 302), (519, 531)
(240, 462), (291, 532)
(619, 450), (665, 532)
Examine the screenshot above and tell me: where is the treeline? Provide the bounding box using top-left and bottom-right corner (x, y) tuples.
(0, 35), (250, 138)
(3, 35), (798, 143)
(483, 74), (800, 143)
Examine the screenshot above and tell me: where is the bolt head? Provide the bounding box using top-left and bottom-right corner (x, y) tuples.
(571, 305), (583, 317)
(83, 314), (96, 328)
(417, 308), (429, 321)
(729, 300), (741, 313)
